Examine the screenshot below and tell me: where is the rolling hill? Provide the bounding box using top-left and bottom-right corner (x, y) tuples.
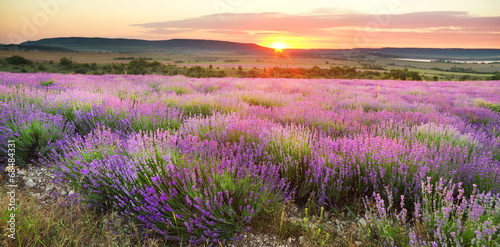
(20, 37), (273, 54)
(16, 37), (500, 60)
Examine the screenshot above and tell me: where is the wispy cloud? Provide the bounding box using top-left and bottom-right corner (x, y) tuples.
(131, 11), (500, 48)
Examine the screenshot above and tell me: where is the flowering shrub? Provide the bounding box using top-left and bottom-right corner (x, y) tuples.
(55, 127), (290, 245)
(0, 100), (74, 167)
(361, 178), (500, 246)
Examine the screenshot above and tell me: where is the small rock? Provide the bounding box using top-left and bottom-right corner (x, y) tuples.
(17, 170), (25, 175)
(324, 211), (331, 219)
(45, 184), (54, 191)
(299, 236), (304, 245)
(359, 218), (367, 227)
(26, 179), (36, 188)
(355, 241), (362, 246)
(31, 193), (41, 199)
(68, 190), (74, 196)
(287, 237), (294, 244)
(61, 191), (67, 195)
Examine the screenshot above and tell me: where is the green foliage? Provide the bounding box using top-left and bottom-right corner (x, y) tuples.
(411, 123), (480, 154)
(476, 100), (500, 112)
(6, 120), (67, 165)
(386, 68), (422, 81)
(131, 115), (182, 133)
(6, 55), (32, 65)
(241, 94), (283, 108)
(127, 58), (149, 75)
(73, 65), (88, 74)
(167, 86), (191, 95)
(361, 63), (384, 70)
(264, 126), (312, 202)
(185, 66), (226, 78)
(59, 133), (287, 245)
(299, 207), (331, 246)
(39, 79), (55, 87)
(59, 57), (73, 68)
(488, 72), (500, 80)
(37, 64), (47, 71)
(360, 179), (500, 246)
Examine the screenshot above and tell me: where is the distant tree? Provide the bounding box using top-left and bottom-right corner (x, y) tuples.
(128, 58), (149, 75)
(150, 61), (162, 67)
(90, 63), (98, 71)
(458, 75), (471, 81)
(6, 55), (32, 65)
(37, 64), (47, 71)
(432, 75), (439, 81)
(488, 72), (500, 80)
(73, 64), (87, 74)
(59, 57), (73, 68)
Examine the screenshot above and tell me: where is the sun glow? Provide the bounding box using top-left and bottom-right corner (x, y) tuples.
(269, 42), (287, 53)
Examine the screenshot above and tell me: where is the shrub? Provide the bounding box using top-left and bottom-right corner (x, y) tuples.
(361, 178), (500, 246)
(59, 57), (73, 68)
(55, 128), (290, 245)
(37, 64), (47, 71)
(73, 104), (132, 135)
(6, 55), (32, 65)
(0, 101), (74, 167)
(39, 79), (55, 87)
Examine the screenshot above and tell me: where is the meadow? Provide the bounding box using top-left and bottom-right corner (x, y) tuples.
(1, 71), (499, 246)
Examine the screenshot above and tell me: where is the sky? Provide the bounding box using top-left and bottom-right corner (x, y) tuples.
(1, 0), (499, 49)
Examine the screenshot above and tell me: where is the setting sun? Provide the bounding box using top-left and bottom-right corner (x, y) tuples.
(269, 42), (287, 53)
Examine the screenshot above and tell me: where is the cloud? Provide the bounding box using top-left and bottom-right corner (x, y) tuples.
(140, 28), (196, 35)
(131, 11), (500, 48)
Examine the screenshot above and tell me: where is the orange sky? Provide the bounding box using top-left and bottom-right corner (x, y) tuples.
(1, 0), (499, 49)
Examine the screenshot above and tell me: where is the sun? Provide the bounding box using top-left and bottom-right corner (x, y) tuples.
(269, 42), (287, 53)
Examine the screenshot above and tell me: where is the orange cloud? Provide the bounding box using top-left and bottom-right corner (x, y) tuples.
(131, 11), (500, 49)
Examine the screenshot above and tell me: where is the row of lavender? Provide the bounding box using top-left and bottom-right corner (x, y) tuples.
(1, 72), (499, 245)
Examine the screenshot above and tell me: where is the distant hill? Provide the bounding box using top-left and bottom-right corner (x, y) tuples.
(288, 48), (500, 60)
(18, 37), (500, 60)
(21, 37), (273, 54)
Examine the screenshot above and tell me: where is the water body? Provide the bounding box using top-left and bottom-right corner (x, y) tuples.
(391, 58), (498, 64)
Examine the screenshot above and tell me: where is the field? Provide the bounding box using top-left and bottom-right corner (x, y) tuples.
(1, 49), (499, 81)
(1, 72), (500, 246)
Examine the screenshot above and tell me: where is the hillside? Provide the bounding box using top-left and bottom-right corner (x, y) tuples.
(21, 37), (273, 54)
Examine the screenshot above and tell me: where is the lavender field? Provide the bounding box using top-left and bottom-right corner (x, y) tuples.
(1, 71), (500, 246)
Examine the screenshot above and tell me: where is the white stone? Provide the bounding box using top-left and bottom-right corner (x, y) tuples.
(359, 218), (367, 227)
(26, 179), (36, 188)
(299, 236), (304, 244)
(45, 184), (54, 191)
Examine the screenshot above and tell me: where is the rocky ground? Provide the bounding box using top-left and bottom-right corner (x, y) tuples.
(7, 164), (363, 246)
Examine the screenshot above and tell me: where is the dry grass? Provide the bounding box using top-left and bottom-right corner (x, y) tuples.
(0, 185), (166, 247)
